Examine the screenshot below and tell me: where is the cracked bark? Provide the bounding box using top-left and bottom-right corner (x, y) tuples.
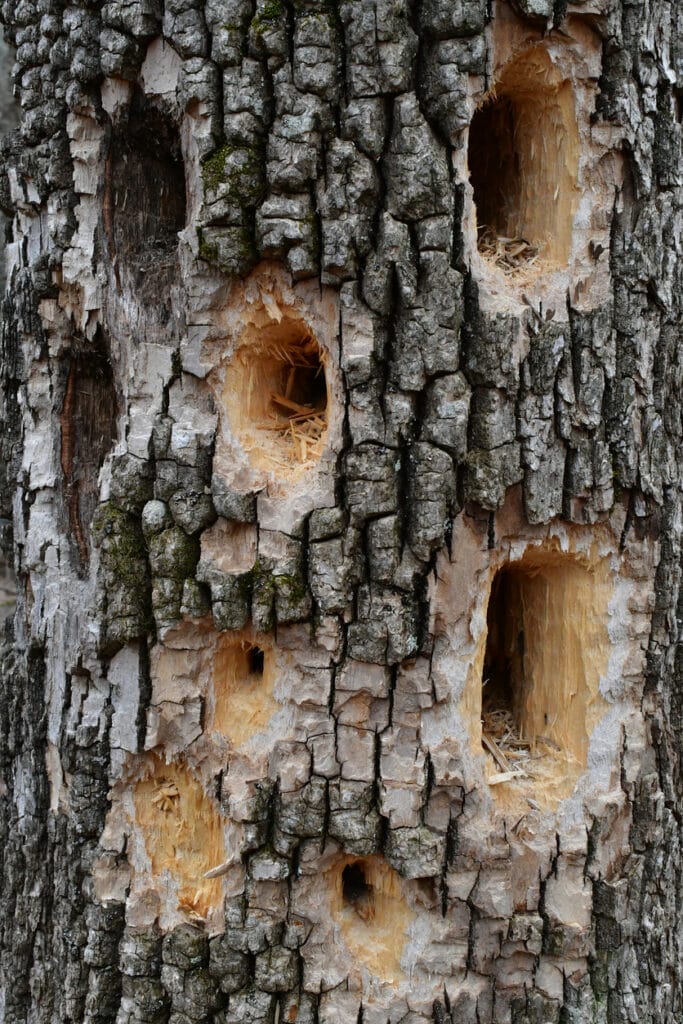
(0, 1), (682, 1023)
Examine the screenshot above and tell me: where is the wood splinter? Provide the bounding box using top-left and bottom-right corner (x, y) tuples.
(203, 860), (233, 879)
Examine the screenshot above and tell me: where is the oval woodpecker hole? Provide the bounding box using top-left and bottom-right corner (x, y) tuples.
(225, 317), (329, 475)
(342, 862), (375, 922)
(468, 46), (579, 273)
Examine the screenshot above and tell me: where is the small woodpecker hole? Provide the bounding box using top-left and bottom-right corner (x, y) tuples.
(342, 862), (375, 920)
(247, 645), (265, 677)
(468, 46), (579, 273)
(210, 636), (278, 746)
(327, 854), (413, 979)
(225, 317), (329, 474)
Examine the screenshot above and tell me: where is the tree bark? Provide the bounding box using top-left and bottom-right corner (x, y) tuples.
(0, 1), (682, 1023)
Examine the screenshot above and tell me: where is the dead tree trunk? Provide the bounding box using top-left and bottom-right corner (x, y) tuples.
(0, 1), (682, 1022)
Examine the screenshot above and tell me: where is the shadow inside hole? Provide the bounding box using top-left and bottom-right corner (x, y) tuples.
(480, 551), (605, 787)
(62, 336), (119, 568)
(342, 863), (375, 921)
(265, 333), (328, 431)
(247, 645), (265, 676)
(469, 97), (520, 241)
(482, 569), (522, 734)
(106, 87), (185, 314)
(226, 323), (329, 472)
(282, 359), (327, 412)
(467, 47), (579, 271)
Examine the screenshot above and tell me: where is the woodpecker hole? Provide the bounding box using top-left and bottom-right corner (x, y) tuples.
(105, 88), (185, 306)
(468, 46), (579, 272)
(481, 569), (525, 750)
(481, 550), (609, 786)
(225, 316), (329, 474)
(247, 645), (265, 677)
(326, 855), (414, 979)
(210, 636), (278, 746)
(342, 862), (374, 919)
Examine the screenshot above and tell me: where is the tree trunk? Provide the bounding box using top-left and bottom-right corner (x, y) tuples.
(0, 1), (681, 1022)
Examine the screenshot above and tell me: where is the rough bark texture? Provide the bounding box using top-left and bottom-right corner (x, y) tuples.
(0, 42), (17, 312)
(0, 1), (682, 1023)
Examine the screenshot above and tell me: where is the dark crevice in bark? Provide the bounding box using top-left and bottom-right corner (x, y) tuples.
(61, 334), (118, 570)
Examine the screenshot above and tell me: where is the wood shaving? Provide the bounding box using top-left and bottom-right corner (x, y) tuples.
(177, 892), (207, 923)
(150, 779), (181, 813)
(248, 334), (328, 467)
(477, 225), (542, 274)
(482, 703), (563, 784)
(261, 384), (326, 464)
(488, 770), (525, 786)
(204, 860), (233, 879)
(234, 326), (329, 472)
